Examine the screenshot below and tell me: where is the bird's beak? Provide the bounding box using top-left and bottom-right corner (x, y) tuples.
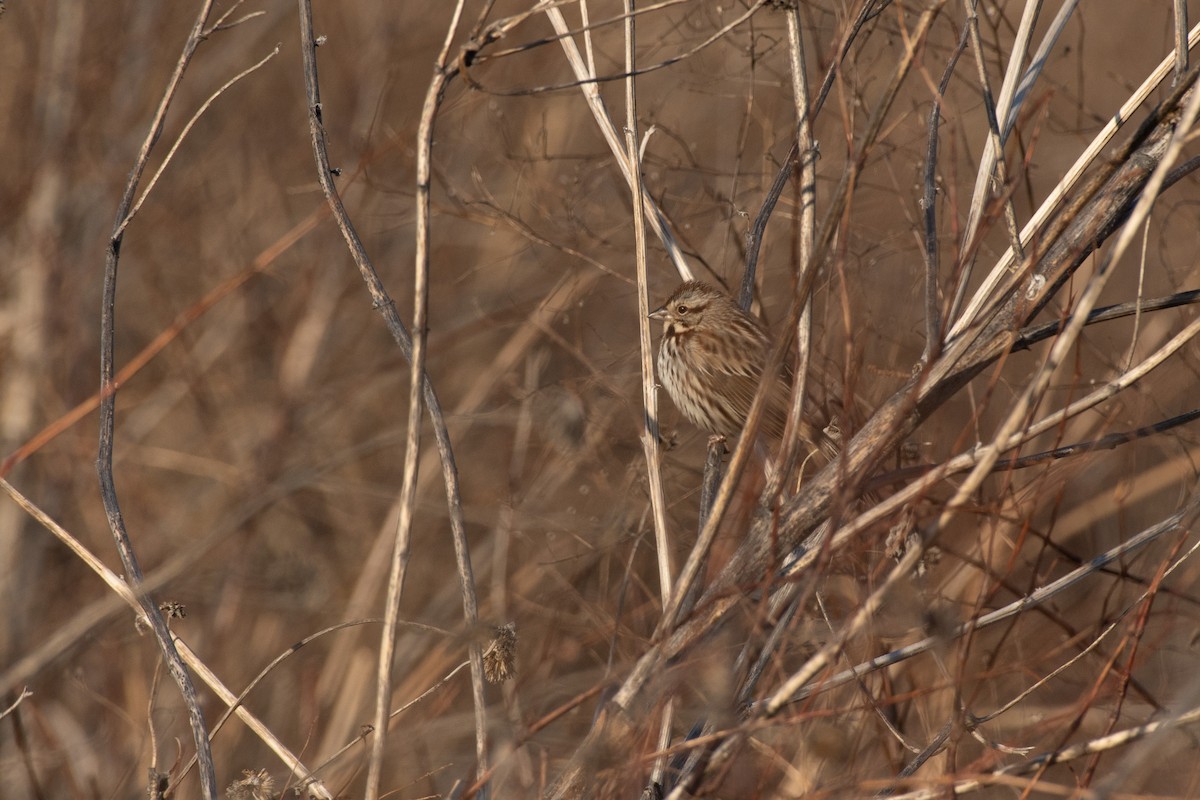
(648, 305), (667, 321)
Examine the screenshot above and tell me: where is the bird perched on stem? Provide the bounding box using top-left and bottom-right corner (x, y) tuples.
(650, 280), (827, 455)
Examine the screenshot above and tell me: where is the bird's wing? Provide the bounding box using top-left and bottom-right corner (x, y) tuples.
(692, 344), (790, 440)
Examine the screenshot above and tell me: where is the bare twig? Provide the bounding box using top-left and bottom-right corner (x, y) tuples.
(293, 1), (486, 795)
(1175, 0), (1190, 82)
(1013, 288), (1200, 350)
(955, 0), (1044, 284)
(758, 1), (819, 547)
(962, 0), (1026, 264)
(888, 702), (1200, 799)
(780, 493), (1200, 706)
(98, 3), (220, 795)
(741, 0), (892, 298)
(622, 6), (676, 786)
(809, 311), (1200, 589)
(117, 45), (280, 238)
(734, 63), (1200, 591)
(470, 0), (769, 97)
(541, 2), (692, 279)
(307, 660), (473, 783)
(921, 61), (1200, 591)
(0, 478), (335, 799)
(920, 22), (969, 362)
(952, 17), (1200, 337)
(623, 0), (673, 608)
(0, 687), (31, 722)
(173, 619), (393, 788)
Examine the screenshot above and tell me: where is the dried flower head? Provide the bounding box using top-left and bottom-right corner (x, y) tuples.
(483, 622), (517, 684)
(225, 768), (275, 800)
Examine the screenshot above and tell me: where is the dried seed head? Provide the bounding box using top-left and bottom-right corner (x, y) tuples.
(483, 623), (517, 684)
(225, 768), (275, 800)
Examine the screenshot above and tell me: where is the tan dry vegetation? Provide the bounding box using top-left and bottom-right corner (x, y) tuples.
(3, 0), (1200, 798)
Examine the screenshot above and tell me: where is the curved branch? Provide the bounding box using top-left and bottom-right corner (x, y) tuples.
(99, 3), (219, 796)
(294, 1), (486, 796)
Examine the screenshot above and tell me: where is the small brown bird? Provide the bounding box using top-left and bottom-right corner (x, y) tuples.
(650, 280), (823, 450)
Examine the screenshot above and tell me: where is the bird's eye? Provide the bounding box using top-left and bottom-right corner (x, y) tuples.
(676, 304), (688, 314)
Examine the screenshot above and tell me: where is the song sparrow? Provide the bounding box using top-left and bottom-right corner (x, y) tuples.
(650, 280), (821, 450)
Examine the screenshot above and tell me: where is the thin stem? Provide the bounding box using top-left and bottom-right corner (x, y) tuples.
(293, 1), (485, 795)
(98, 2), (218, 796)
(622, 0), (674, 605)
(920, 23), (969, 362)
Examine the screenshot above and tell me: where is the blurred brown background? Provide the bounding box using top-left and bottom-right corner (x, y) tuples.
(3, 1), (1200, 797)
